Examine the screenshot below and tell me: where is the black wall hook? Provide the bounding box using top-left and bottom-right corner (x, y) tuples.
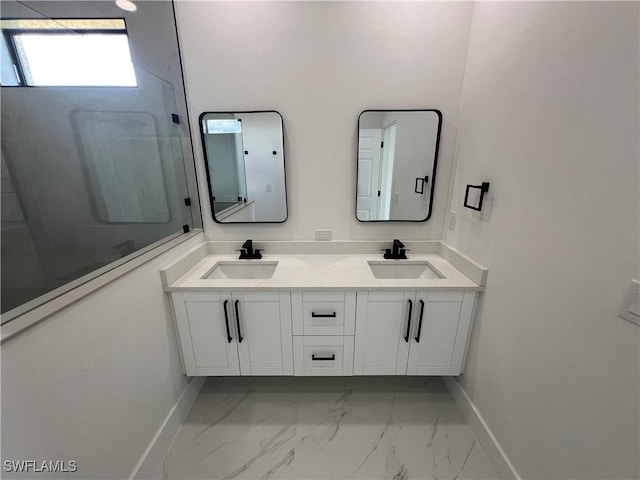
(414, 176), (429, 194)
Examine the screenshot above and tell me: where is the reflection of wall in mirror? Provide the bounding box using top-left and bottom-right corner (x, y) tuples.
(238, 113), (286, 222)
(383, 111), (438, 220)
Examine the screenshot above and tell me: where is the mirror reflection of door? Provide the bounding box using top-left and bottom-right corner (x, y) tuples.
(356, 129), (382, 221)
(356, 110), (442, 222)
(380, 122), (397, 220)
(200, 111), (287, 223)
(356, 123), (397, 221)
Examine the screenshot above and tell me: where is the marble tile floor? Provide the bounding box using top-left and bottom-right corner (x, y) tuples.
(153, 377), (498, 480)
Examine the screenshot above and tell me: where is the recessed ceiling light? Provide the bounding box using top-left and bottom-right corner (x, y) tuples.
(115, 0), (137, 12)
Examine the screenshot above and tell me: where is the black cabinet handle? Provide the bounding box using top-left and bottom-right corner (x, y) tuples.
(415, 300), (425, 342)
(223, 300), (232, 343)
(312, 354), (336, 361)
(404, 299), (413, 343)
(311, 312), (337, 318)
(234, 300), (243, 343)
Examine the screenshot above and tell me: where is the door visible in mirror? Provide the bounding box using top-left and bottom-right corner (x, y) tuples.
(200, 111), (287, 223)
(356, 110), (442, 222)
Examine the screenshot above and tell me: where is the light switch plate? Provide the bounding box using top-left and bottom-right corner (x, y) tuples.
(619, 279), (640, 326)
(448, 210), (457, 230)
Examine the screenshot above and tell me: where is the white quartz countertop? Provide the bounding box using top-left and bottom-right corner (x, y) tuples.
(164, 253), (483, 291)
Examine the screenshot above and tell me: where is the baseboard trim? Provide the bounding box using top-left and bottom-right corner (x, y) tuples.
(129, 376), (205, 479)
(443, 377), (521, 480)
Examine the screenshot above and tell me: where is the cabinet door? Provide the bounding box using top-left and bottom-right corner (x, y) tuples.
(353, 291), (413, 375)
(449, 291), (477, 375)
(406, 291), (464, 375)
(172, 292), (240, 376)
(235, 292), (293, 375)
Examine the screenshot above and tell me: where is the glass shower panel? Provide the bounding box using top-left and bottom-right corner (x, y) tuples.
(0, 1), (196, 319)
(73, 110), (171, 223)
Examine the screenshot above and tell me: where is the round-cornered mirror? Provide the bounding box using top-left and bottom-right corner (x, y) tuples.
(200, 111), (287, 224)
(356, 109), (442, 222)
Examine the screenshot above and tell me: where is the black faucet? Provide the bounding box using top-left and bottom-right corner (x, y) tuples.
(238, 239), (262, 259)
(383, 239), (407, 260)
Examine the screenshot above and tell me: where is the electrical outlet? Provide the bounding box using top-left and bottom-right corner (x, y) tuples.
(265, 184), (272, 192)
(315, 229), (332, 241)
(619, 279), (640, 325)
(448, 210), (457, 230)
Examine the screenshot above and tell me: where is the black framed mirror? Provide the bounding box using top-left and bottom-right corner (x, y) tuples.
(356, 109), (442, 222)
(200, 111), (287, 223)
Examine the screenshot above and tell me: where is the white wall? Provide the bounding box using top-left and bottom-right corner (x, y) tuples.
(446, 2), (639, 478)
(175, 1), (474, 241)
(1, 233), (203, 479)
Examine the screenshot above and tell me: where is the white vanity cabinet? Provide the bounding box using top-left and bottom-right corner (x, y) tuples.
(171, 291), (293, 376)
(353, 290), (476, 376)
(168, 287), (477, 377)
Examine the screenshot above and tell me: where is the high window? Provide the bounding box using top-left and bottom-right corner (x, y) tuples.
(1, 19), (136, 87)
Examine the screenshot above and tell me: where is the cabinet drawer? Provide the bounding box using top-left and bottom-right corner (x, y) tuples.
(293, 336), (354, 376)
(304, 340), (343, 368)
(303, 298), (345, 335)
(292, 291), (356, 335)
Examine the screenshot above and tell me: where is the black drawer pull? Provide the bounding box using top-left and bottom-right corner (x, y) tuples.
(223, 300), (232, 343)
(404, 299), (413, 343)
(311, 312), (337, 318)
(234, 299), (243, 343)
(312, 354), (336, 361)
(415, 299), (425, 342)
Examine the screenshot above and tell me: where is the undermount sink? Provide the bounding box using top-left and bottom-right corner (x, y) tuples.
(368, 260), (444, 280)
(203, 261), (278, 280)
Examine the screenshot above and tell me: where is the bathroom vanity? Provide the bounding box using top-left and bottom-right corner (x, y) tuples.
(161, 242), (486, 378)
